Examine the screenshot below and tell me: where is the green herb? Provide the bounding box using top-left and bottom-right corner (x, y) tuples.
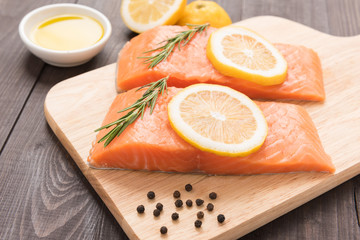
(139, 23), (210, 68)
(95, 77), (168, 147)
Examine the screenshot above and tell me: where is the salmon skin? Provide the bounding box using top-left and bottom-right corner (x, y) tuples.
(88, 87), (335, 175)
(116, 25), (325, 101)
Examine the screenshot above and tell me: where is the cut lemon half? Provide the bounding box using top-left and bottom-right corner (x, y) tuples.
(168, 84), (268, 157)
(206, 26), (288, 86)
(121, 0), (186, 33)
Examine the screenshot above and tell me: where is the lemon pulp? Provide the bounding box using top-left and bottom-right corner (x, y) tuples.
(168, 84), (268, 157)
(121, 0), (186, 33)
(206, 26), (288, 86)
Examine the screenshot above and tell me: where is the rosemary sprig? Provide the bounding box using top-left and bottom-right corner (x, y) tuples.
(95, 76), (169, 147)
(139, 23), (210, 69)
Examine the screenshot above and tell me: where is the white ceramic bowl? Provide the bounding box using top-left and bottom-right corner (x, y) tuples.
(19, 3), (112, 67)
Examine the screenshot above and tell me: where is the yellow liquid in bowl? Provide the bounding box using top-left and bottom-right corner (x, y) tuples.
(31, 14), (104, 51)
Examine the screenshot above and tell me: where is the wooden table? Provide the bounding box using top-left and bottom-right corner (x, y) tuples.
(1, 0), (359, 239)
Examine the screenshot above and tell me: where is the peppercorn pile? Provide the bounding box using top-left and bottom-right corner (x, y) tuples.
(135, 184), (226, 236)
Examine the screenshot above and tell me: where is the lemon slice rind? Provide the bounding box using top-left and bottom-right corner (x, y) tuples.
(168, 84), (268, 157)
(121, 0), (186, 33)
(207, 26), (288, 86)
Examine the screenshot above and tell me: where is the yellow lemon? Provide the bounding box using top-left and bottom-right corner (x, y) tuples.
(176, 0), (232, 28)
(121, 0), (187, 33)
(207, 26), (288, 86)
(168, 84), (268, 157)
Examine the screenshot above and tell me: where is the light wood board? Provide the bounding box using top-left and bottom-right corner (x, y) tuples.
(44, 16), (360, 240)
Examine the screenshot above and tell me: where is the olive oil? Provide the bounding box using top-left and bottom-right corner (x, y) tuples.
(31, 14), (104, 51)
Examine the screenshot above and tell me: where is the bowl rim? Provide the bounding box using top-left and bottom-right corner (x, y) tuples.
(18, 3), (112, 54)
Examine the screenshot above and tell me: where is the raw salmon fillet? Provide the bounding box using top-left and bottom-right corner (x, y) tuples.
(88, 87), (334, 175)
(116, 25), (325, 101)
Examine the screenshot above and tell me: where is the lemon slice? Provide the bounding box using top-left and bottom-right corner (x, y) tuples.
(206, 26), (288, 86)
(168, 84), (268, 157)
(121, 0), (186, 33)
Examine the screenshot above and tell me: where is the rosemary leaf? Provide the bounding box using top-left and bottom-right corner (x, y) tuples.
(95, 76), (169, 147)
(139, 23), (210, 69)
(149, 93), (158, 114)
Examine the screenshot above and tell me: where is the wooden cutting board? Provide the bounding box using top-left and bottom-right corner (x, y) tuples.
(44, 16), (360, 240)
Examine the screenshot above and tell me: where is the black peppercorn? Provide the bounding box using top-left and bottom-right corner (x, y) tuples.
(197, 211), (204, 219)
(153, 209), (161, 217)
(173, 190), (181, 198)
(207, 203), (214, 211)
(171, 212), (179, 220)
(194, 220), (202, 228)
(186, 199), (193, 207)
(147, 191), (155, 199)
(160, 226), (167, 234)
(185, 184), (192, 192)
(156, 203), (163, 211)
(175, 199), (183, 208)
(217, 214), (225, 223)
(209, 192), (217, 200)
(136, 205), (145, 214)
(195, 198), (204, 206)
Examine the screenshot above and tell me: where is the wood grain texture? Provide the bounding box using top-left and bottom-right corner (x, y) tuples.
(0, 0), (127, 239)
(0, 0), (77, 151)
(326, 0), (360, 36)
(44, 17), (360, 239)
(1, 0), (360, 239)
(0, 66), (127, 240)
(242, 0), (329, 33)
(240, 1), (360, 239)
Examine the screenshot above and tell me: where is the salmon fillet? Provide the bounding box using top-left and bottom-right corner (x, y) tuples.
(116, 25), (325, 101)
(88, 87), (334, 175)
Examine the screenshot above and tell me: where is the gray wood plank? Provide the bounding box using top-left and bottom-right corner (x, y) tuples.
(240, 0), (360, 239)
(325, 0), (360, 239)
(0, 0), (129, 238)
(241, 0), (329, 33)
(216, 0), (243, 23)
(0, 67), (127, 239)
(0, 0), (359, 239)
(355, 176), (360, 228)
(241, 178), (360, 240)
(326, 0), (360, 36)
(0, 0), (77, 152)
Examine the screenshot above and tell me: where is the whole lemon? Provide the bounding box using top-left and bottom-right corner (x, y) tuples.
(176, 0), (232, 28)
